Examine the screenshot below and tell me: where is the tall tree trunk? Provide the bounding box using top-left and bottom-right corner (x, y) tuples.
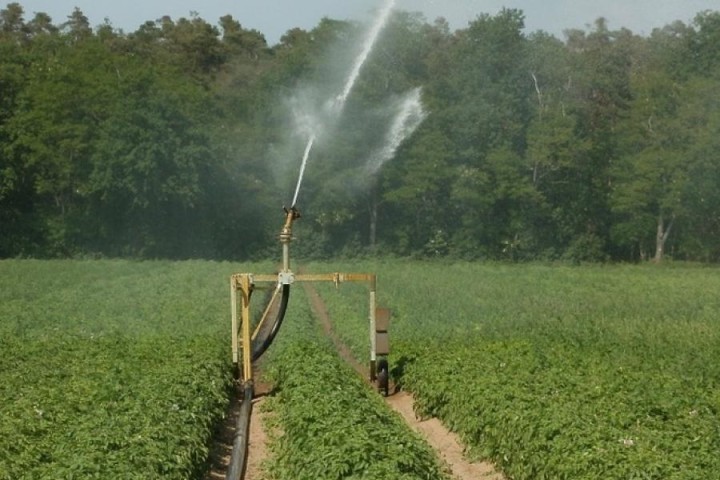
(653, 214), (674, 263)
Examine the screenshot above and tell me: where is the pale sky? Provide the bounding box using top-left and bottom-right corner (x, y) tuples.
(12, 0), (720, 44)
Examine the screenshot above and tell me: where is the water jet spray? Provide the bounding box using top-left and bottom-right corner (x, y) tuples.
(291, 135), (315, 208)
(289, 0), (396, 208)
(333, 0), (396, 113)
(367, 87), (426, 175)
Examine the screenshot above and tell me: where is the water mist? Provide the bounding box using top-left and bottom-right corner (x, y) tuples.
(366, 87), (426, 176)
(290, 0), (396, 207)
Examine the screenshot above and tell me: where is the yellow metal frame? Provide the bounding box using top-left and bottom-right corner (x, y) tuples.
(230, 206), (387, 385)
(230, 272), (379, 383)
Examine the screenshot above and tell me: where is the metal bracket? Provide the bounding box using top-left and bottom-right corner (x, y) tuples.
(278, 271), (295, 285)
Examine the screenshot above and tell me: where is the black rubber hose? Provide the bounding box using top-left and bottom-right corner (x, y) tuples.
(225, 285), (289, 478)
(251, 284), (290, 362)
(226, 381), (254, 480)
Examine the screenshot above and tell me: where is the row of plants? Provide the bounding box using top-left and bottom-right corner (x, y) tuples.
(0, 259), (256, 479)
(310, 259), (720, 479)
(6, 258), (717, 478)
(0, 335), (231, 479)
(259, 286), (450, 480)
(403, 338), (720, 479)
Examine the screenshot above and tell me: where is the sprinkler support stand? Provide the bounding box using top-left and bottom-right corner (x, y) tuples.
(280, 206), (300, 275)
(231, 207), (389, 389)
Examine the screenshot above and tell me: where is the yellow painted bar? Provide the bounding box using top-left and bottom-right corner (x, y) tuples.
(231, 270), (378, 383)
(231, 272), (376, 284)
(252, 283), (282, 341)
(295, 273), (375, 283)
(249, 274), (278, 283)
(231, 276), (239, 365)
(240, 275), (253, 382)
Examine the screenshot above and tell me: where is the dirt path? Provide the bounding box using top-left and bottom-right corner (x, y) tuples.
(302, 281), (506, 480)
(244, 396), (269, 480)
(386, 391), (505, 479)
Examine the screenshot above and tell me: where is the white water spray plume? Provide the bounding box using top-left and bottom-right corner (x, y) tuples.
(289, 0), (396, 206)
(291, 134), (315, 207)
(291, 99), (321, 141)
(330, 0), (396, 113)
(366, 87), (426, 175)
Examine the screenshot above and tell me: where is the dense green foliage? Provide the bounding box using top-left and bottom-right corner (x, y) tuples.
(312, 259), (720, 479)
(260, 287), (449, 480)
(1, 3), (720, 262)
(0, 259), (244, 479)
(0, 259), (451, 480)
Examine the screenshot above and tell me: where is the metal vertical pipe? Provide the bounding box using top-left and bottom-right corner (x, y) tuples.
(231, 276), (239, 366)
(240, 275), (253, 383)
(282, 242), (290, 272)
(280, 206), (298, 273)
(369, 275), (377, 381)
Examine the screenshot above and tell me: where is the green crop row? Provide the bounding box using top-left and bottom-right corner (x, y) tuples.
(0, 335), (231, 479)
(402, 338), (720, 479)
(259, 287), (450, 480)
(0, 259), (266, 479)
(307, 259), (720, 479)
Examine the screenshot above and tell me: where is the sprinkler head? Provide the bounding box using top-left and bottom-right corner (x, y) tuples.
(280, 206), (301, 244)
(284, 205), (301, 221)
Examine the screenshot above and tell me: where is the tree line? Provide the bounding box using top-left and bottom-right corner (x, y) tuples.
(1, 3), (719, 262)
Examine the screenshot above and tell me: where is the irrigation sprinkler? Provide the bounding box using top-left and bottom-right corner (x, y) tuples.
(229, 206), (391, 392)
(226, 207), (391, 479)
(226, 3), (397, 477)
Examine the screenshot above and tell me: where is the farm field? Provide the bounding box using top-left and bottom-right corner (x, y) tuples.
(3, 259), (720, 480)
(0, 259), (249, 479)
(0, 259), (449, 480)
(311, 260), (720, 480)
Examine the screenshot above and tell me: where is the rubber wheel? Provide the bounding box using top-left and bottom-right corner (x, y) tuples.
(377, 359), (389, 396)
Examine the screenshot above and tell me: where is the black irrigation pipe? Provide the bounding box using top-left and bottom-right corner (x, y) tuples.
(225, 381), (254, 480)
(252, 284), (291, 362)
(227, 284), (290, 480)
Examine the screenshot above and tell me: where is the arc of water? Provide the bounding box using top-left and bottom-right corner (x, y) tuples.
(333, 0), (396, 111)
(367, 87), (426, 175)
(290, 0), (395, 207)
(291, 134), (315, 207)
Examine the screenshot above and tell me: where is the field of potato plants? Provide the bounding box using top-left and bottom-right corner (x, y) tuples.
(3, 259), (720, 479)
(0, 259), (448, 480)
(0, 259), (243, 479)
(259, 287), (449, 479)
(312, 260), (720, 480)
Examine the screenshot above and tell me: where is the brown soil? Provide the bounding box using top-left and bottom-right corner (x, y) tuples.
(244, 396), (270, 480)
(302, 281), (506, 480)
(386, 391), (505, 479)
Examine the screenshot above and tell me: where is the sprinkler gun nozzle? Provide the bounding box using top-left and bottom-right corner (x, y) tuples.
(280, 206), (300, 272)
(280, 206), (301, 244)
